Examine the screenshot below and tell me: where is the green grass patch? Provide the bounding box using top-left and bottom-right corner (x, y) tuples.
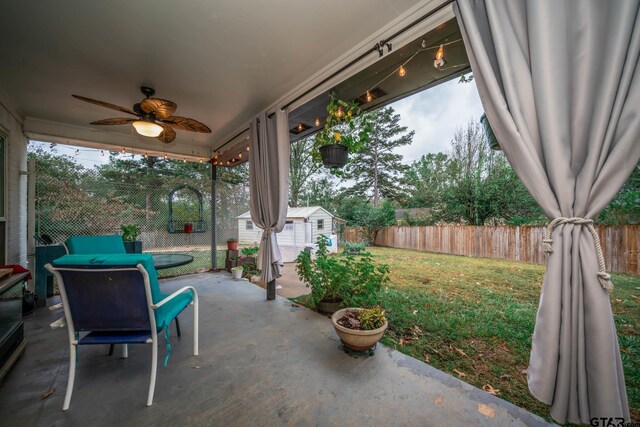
(296, 247), (640, 422)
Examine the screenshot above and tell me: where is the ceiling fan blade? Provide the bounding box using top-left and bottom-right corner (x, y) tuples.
(90, 118), (137, 126)
(72, 95), (137, 116)
(140, 98), (177, 119)
(156, 124), (176, 143)
(162, 116), (212, 133)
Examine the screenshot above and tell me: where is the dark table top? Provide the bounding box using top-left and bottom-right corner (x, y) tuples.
(152, 254), (194, 270)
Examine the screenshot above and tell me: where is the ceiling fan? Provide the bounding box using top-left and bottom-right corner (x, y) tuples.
(72, 86), (211, 143)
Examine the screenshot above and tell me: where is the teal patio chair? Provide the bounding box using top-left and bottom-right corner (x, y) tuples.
(64, 236), (182, 337)
(46, 254), (198, 410)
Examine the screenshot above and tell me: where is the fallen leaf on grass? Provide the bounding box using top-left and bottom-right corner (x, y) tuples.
(482, 384), (500, 395)
(412, 310), (418, 315)
(518, 367), (528, 376)
(500, 374), (511, 380)
(413, 325), (424, 335)
(42, 388), (55, 399)
(434, 396), (444, 406)
(399, 336), (413, 346)
(192, 365), (201, 369)
(453, 369), (466, 378)
(477, 403), (496, 418)
(454, 347), (468, 357)
(422, 352), (430, 363)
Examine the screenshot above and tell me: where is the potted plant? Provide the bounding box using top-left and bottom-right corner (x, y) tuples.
(120, 224), (142, 253)
(295, 235), (389, 314)
(227, 237), (238, 251)
(183, 223), (193, 234)
(331, 307), (388, 354)
(313, 96), (371, 169)
(231, 266), (243, 279)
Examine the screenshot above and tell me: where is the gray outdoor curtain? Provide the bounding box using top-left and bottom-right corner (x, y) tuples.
(249, 109), (290, 289)
(454, 0), (639, 423)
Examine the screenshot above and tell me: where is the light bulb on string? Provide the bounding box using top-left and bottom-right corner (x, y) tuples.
(297, 123), (303, 131)
(434, 44), (446, 69)
(238, 153), (242, 158)
(246, 146), (250, 151)
(164, 154), (168, 160)
(100, 150), (105, 157)
(336, 106), (343, 118)
(315, 117), (320, 127)
(366, 91), (373, 102)
(398, 66), (406, 77)
(122, 148), (126, 154)
(199, 159), (203, 163)
(75, 149), (80, 156)
(143, 153), (148, 159)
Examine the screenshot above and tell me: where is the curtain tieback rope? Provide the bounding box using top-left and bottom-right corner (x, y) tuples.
(261, 228), (275, 241)
(543, 217), (612, 290)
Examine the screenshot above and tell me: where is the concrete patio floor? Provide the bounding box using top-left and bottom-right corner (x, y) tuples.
(0, 272), (553, 426)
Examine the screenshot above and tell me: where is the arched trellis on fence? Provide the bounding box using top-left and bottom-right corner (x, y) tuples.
(167, 185), (206, 234)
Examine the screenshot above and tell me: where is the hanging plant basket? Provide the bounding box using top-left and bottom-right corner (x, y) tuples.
(319, 144), (348, 168)
(313, 95), (371, 170)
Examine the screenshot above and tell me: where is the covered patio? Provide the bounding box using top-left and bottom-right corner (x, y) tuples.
(1, 0), (638, 424)
(0, 272), (550, 426)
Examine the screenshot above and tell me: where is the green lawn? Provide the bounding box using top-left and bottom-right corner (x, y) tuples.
(295, 247), (640, 422)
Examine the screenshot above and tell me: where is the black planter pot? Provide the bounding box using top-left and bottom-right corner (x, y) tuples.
(123, 240), (142, 254)
(319, 144), (348, 168)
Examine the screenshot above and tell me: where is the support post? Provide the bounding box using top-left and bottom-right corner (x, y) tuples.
(267, 280), (276, 300)
(210, 164), (217, 270)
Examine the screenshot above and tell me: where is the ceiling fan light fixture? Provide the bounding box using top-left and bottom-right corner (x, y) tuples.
(132, 120), (164, 137)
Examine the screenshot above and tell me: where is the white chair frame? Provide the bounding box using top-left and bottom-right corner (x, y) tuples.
(44, 263), (199, 411)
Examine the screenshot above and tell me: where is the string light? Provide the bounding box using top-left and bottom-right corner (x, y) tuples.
(297, 123), (303, 131)
(183, 159), (186, 163)
(360, 38), (463, 103)
(143, 153), (147, 158)
(246, 146), (250, 151)
(75, 149), (80, 156)
(100, 150), (105, 157)
(164, 154), (168, 160)
(238, 153), (242, 158)
(121, 148), (126, 154)
(199, 159), (203, 163)
(315, 117), (321, 127)
(336, 106), (344, 118)
(365, 91), (373, 102)
(434, 44), (445, 69)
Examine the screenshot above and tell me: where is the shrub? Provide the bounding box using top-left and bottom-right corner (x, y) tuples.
(296, 235), (389, 307)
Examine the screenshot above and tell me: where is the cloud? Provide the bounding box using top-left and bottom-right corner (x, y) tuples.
(391, 78), (485, 164)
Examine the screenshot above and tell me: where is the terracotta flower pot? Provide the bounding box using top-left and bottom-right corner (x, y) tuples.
(227, 240), (238, 251)
(331, 308), (388, 351)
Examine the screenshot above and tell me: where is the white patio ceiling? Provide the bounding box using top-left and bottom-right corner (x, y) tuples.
(0, 0), (453, 161)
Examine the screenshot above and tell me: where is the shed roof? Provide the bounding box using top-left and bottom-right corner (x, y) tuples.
(237, 206), (338, 220)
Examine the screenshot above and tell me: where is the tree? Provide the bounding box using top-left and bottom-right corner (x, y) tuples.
(338, 197), (396, 244)
(289, 136), (320, 207)
(598, 161), (640, 224)
(343, 107), (414, 206)
(404, 152), (450, 214)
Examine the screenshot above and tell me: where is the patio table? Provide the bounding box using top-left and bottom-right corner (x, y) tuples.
(151, 254), (194, 270)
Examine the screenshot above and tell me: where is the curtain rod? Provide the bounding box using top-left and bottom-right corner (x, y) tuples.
(217, 0), (456, 149)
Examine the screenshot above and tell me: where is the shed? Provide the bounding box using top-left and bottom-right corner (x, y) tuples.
(237, 207), (343, 262)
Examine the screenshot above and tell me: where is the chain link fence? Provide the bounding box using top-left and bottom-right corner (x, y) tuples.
(34, 154), (250, 279)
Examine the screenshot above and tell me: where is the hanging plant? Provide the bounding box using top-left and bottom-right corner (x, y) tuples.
(313, 96), (371, 169)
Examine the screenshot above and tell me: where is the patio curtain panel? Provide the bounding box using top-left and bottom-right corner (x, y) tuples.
(454, 0), (640, 423)
(249, 109), (290, 285)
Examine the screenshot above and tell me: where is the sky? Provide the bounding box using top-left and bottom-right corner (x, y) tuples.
(392, 77), (485, 164)
(31, 77), (485, 168)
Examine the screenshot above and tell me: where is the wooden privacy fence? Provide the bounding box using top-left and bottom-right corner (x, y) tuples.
(345, 225), (640, 275)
